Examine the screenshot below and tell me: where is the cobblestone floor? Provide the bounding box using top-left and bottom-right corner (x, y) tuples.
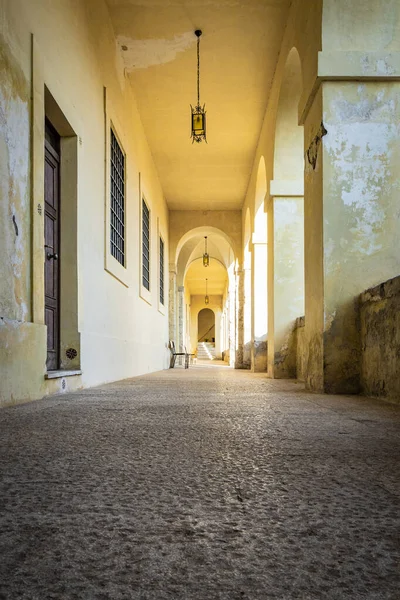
(1, 365), (399, 599)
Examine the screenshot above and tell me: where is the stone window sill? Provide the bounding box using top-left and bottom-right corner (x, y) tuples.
(45, 370), (82, 380)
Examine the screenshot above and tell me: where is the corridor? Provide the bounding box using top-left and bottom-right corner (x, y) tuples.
(1, 367), (399, 599)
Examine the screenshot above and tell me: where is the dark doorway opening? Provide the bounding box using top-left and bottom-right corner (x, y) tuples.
(44, 119), (61, 371)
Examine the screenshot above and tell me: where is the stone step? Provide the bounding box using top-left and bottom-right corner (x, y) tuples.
(197, 342), (216, 360)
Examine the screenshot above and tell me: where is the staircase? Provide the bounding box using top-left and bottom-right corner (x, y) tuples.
(197, 342), (216, 360)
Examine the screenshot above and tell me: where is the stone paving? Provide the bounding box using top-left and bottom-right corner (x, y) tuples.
(0, 364), (399, 599)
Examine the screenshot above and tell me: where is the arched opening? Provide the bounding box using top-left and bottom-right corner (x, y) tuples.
(274, 48), (304, 181)
(197, 308), (216, 360)
(252, 157), (268, 371)
(198, 309), (215, 343)
(243, 208), (252, 368)
(173, 226), (237, 367)
(269, 47), (305, 379)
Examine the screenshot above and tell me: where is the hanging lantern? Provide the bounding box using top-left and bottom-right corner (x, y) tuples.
(203, 236), (210, 267)
(205, 278), (209, 305)
(191, 30), (207, 143)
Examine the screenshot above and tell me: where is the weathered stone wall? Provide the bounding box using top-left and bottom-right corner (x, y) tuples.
(360, 276), (400, 404)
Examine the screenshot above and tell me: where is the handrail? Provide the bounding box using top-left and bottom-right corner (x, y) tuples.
(198, 324), (215, 343)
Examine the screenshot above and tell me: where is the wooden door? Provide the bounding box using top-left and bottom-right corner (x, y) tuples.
(44, 120), (60, 371)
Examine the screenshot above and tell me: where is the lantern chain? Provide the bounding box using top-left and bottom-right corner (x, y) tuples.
(197, 35), (200, 107)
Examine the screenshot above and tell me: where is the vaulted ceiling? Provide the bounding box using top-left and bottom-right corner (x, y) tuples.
(106, 0), (291, 210)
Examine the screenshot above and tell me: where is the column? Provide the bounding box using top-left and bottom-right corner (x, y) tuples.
(268, 182), (304, 379)
(303, 39), (400, 393)
(177, 285), (185, 365)
(235, 266), (245, 368)
(251, 234), (268, 372)
(168, 264), (177, 345)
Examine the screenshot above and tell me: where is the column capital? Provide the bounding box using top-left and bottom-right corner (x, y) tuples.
(299, 51), (400, 124)
(318, 51), (400, 81)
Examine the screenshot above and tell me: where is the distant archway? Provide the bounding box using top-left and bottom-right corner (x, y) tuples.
(198, 308), (215, 343)
(172, 225), (237, 367)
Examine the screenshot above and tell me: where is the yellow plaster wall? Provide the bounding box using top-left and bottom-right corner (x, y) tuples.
(0, 0), (169, 405)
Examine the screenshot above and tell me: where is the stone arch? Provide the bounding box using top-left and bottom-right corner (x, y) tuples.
(175, 226), (237, 268)
(189, 298), (223, 362)
(254, 156), (267, 239)
(197, 308), (216, 343)
(173, 225), (237, 366)
(273, 47), (304, 181)
(269, 46), (305, 379)
(184, 256), (227, 280)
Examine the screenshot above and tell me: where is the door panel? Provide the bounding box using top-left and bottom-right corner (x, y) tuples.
(44, 121), (60, 371)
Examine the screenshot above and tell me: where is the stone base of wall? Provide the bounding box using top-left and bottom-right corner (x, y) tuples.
(0, 320), (47, 406)
(273, 323), (298, 379)
(360, 276), (400, 404)
(253, 340), (268, 372)
(294, 316), (306, 382)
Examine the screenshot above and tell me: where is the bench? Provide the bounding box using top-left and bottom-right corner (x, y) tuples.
(169, 341), (189, 369)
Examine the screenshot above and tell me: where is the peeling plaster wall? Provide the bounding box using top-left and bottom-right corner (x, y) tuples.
(0, 28), (49, 405)
(0, 34), (30, 323)
(360, 276), (400, 404)
(322, 82), (400, 393)
(116, 32), (195, 72)
(0, 0), (169, 406)
(323, 0), (400, 52)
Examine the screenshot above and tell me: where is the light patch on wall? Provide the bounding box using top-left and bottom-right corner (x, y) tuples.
(117, 32), (195, 70)
(324, 110), (400, 256)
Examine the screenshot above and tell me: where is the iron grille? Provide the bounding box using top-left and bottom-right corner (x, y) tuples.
(159, 237), (164, 305)
(142, 198), (150, 290)
(110, 129), (125, 266)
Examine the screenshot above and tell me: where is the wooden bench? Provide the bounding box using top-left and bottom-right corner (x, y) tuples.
(184, 346), (196, 366)
(169, 341), (189, 369)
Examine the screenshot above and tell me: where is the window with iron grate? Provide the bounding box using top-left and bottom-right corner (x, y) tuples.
(142, 198), (150, 290)
(159, 236), (164, 305)
(110, 129), (125, 266)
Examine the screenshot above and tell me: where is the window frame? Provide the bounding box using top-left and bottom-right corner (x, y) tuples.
(158, 222), (166, 315)
(104, 90), (129, 288)
(109, 126), (126, 267)
(139, 188), (152, 305)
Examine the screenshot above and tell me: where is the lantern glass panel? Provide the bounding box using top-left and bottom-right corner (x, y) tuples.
(192, 113), (205, 134)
